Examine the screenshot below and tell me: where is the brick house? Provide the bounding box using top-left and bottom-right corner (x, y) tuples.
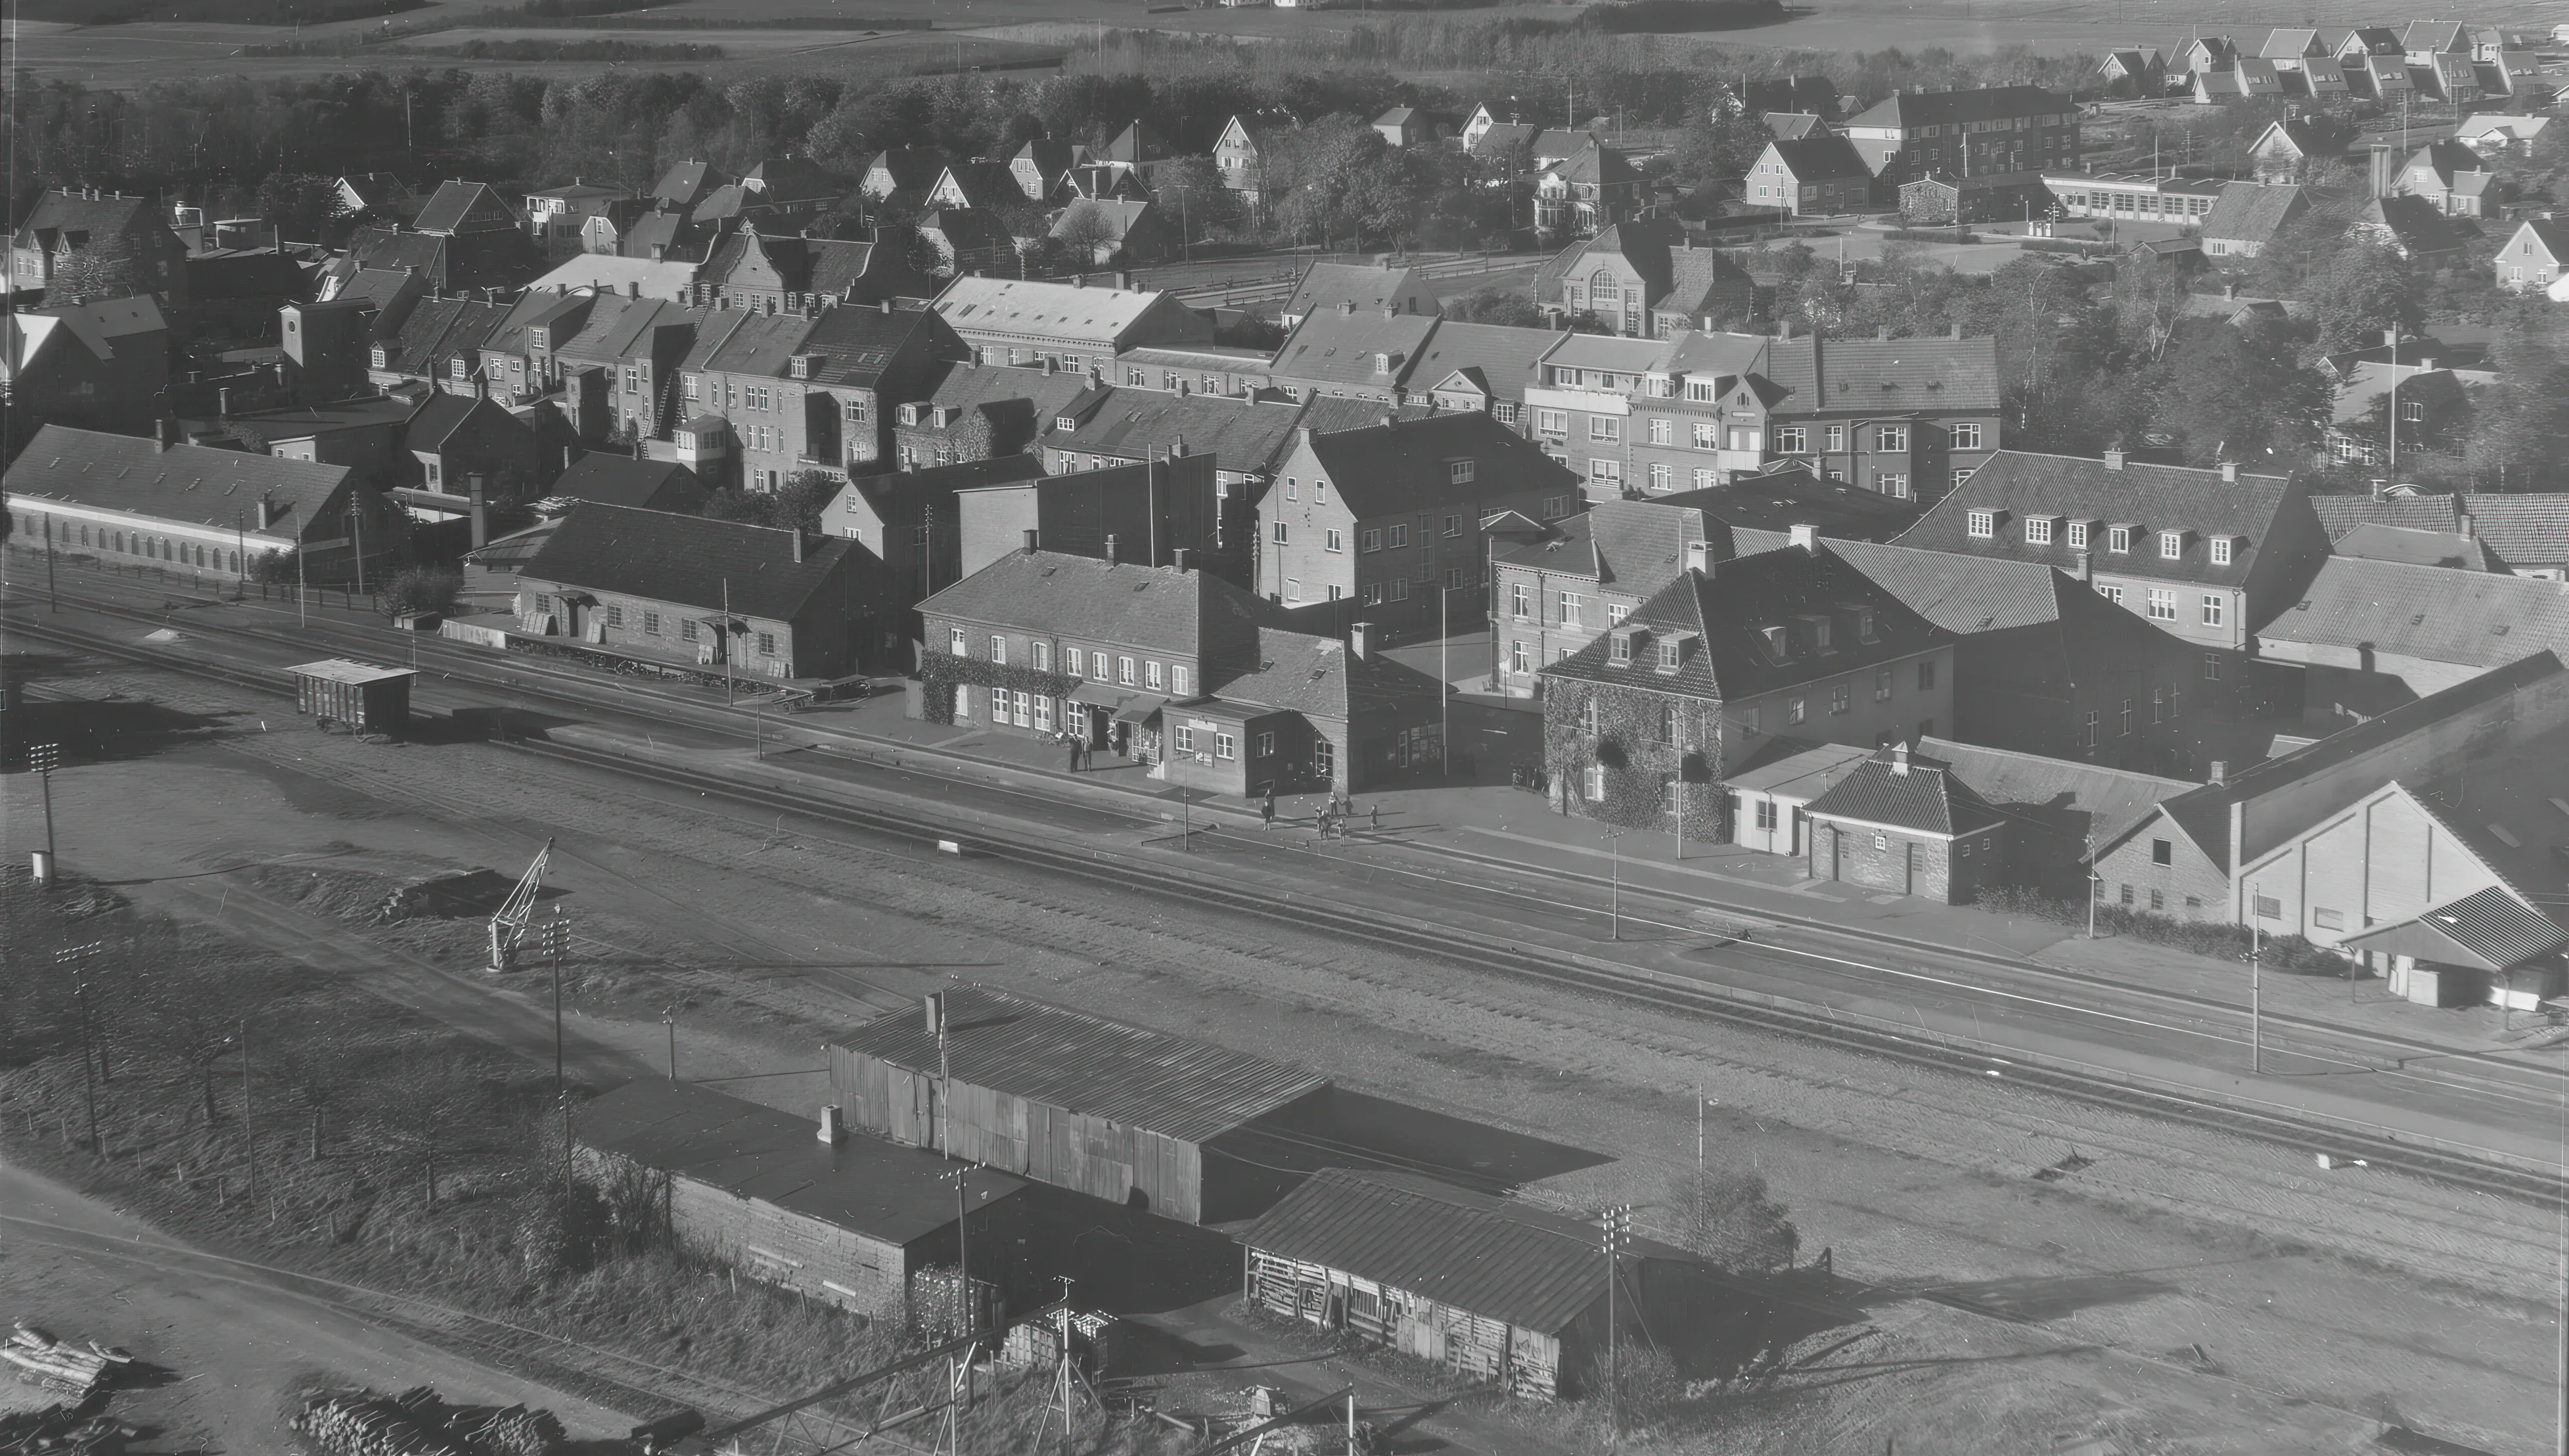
(1268, 305), (1440, 407)
(513, 502), (874, 679)
(914, 545), (1441, 796)
(1489, 499), (1731, 694)
(678, 300), (963, 488)
(1533, 221), (1754, 338)
(887, 361), (1103, 470)
(1537, 537), (1957, 842)
(1259, 411), (1581, 637)
(1892, 450), (2332, 694)
(1840, 85), (2081, 187)
(9, 188), (191, 311)
(1534, 144), (1643, 237)
(1041, 386), (1309, 503)
(1743, 138), (1876, 217)
(692, 225), (938, 315)
(1800, 743), (2010, 902)
(7, 295), (168, 434)
(1277, 260), (1441, 330)
(823, 454), (1045, 665)
(400, 392), (543, 509)
(551, 293), (703, 445)
(367, 294), (513, 396)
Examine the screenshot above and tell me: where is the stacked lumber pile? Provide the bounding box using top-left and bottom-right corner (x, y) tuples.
(293, 1388), (567, 1456)
(0, 1326), (128, 1401)
(0, 1407), (135, 1456)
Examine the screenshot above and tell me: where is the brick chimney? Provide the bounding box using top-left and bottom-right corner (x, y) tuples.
(1789, 523), (1819, 553)
(1350, 620), (1375, 660)
(2103, 446), (2125, 470)
(1022, 528), (1039, 555)
(1891, 741), (1911, 776)
(1103, 533), (1118, 564)
(790, 528), (806, 563)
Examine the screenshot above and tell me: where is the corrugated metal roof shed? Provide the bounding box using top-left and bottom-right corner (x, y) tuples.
(2338, 885), (2569, 970)
(1242, 1169), (1691, 1335)
(833, 984), (1327, 1145)
(579, 1078), (1020, 1246)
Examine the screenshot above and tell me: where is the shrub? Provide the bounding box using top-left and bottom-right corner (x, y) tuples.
(1668, 1168), (1798, 1272)
(380, 566), (463, 619)
(1970, 884), (2348, 971)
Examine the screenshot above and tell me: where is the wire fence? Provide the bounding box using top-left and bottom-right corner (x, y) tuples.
(5, 543), (380, 613)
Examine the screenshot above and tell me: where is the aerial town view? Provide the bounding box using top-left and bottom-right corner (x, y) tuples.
(2, 0), (2568, 1451)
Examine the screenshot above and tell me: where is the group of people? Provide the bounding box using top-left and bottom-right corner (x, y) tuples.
(1260, 790), (1379, 840)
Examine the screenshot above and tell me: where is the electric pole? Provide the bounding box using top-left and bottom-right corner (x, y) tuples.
(1603, 829), (1627, 940)
(28, 742), (60, 882)
(55, 944), (106, 1152)
(541, 916), (571, 1192)
(1601, 1204), (1631, 1442)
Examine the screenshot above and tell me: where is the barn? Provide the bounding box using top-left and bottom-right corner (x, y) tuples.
(826, 985), (1330, 1225)
(576, 1079), (1027, 1328)
(1241, 1169), (1724, 1401)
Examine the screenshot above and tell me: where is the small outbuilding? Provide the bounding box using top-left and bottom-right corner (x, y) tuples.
(576, 1079), (1026, 1327)
(1242, 1168), (1727, 1401)
(1800, 742), (2008, 903)
(827, 984), (1330, 1225)
(290, 659), (415, 733)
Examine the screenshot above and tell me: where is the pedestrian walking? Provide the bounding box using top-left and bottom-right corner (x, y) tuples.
(1066, 736), (1082, 773)
(1260, 790), (1276, 827)
(1369, 804), (1380, 832)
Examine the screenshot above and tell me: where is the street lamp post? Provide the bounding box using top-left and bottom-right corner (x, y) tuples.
(2247, 882), (2264, 1074)
(1603, 828), (1627, 941)
(43, 514), (57, 611)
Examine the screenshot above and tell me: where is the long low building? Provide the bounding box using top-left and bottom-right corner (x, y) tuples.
(577, 1079), (1026, 1327)
(2039, 170), (2226, 225)
(1, 422), (402, 582)
(827, 984), (1330, 1225)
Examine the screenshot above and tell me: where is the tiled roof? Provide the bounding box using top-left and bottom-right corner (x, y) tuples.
(1403, 321), (1564, 404)
(1300, 412), (1578, 520)
(1468, 120), (1540, 154)
(935, 160), (1024, 208)
(1541, 542), (1951, 701)
(865, 147), (949, 191)
(692, 309), (817, 379)
(2200, 181), (2306, 245)
(618, 208), (712, 262)
(484, 289), (596, 357)
(1893, 450), (2303, 591)
(2259, 556), (2569, 667)
(795, 300), (942, 388)
(577, 1079), (1020, 1248)
(2459, 495), (2569, 567)
(2308, 491), (2461, 539)
(2502, 218), (2569, 268)
(1844, 85), (2069, 129)
(2357, 194), (2472, 255)
(1765, 112), (1830, 139)
(1241, 1168), (1690, 1336)
(919, 361), (1098, 424)
(518, 501), (855, 622)
(932, 276), (1181, 346)
(12, 189), (158, 250)
(1271, 307), (1439, 389)
(742, 155), (839, 206)
(378, 294), (506, 374)
(528, 254), (698, 302)
(650, 159), (732, 208)
(1283, 262), (1432, 321)
(1291, 394), (1434, 435)
(1659, 467), (1924, 540)
(414, 181), (514, 236)
(1049, 198), (1158, 242)
(37, 294), (164, 340)
(1761, 334), (2003, 415)
(1763, 137), (1871, 183)
(1804, 746), (2009, 835)
(2, 423), (351, 544)
(556, 295), (694, 367)
(1213, 627), (1442, 720)
(1656, 249), (1752, 315)
(917, 547), (1272, 660)
(2330, 522), (2508, 572)
(1917, 735), (2191, 848)
(1825, 540), (2070, 631)
(830, 982), (1324, 1145)
(1531, 127), (1601, 159)
(1049, 388), (1306, 476)
(547, 453), (706, 512)
(1548, 143), (1639, 187)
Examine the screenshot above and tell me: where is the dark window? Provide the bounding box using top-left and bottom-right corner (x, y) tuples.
(2151, 838), (2172, 866)
(2118, 883), (2134, 905)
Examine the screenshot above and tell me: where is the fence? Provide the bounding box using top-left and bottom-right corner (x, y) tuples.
(3, 543), (379, 612)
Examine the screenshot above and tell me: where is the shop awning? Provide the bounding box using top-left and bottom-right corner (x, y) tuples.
(1113, 694), (1168, 725)
(1066, 681), (1130, 710)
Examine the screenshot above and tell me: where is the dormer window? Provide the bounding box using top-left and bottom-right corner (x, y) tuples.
(1656, 635), (1689, 671)
(1055, 415), (1078, 432)
(1798, 613), (1834, 652)
(2210, 535), (2235, 566)
(2158, 530), (2187, 560)
(1853, 605), (1876, 642)
(932, 407), (956, 428)
(1684, 378), (1717, 402)
(1448, 458), (1475, 484)
(1608, 631), (1637, 666)
(2066, 520), (2089, 549)
(1374, 352), (1392, 375)
(1760, 625), (1790, 662)
(1966, 509), (1997, 539)
(371, 346), (388, 369)
(2024, 516), (2055, 545)
(1646, 374), (1675, 398)
(899, 403), (923, 425)
(2108, 525), (2135, 553)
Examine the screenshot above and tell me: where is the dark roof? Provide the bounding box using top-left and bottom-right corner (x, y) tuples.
(1658, 468), (1924, 540)
(484, 289), (596, 357)
(920, 361), (1098, 426)
(1407, 324), (1566, 402)
(1894, 451), (2303, 591)
(405, 392), (499, 453)
(1804, 746), (2009, 834)
(2461, 495), (2569, 567)
(2330, 522), (2508, 572)
(830, 983), (1325, 1145)
(937, 159), (1025, 208)
(1825, 540), (2073, 631)
(1549, 143), (1641, 187)
(1240, 1169), (1691, 1336)
(2199, 182), (2306, 245)
(12, 189), (159, 250)
(2258, 555), (2569, 667)
(1271, 307), (1439, 390)
(919, 547), (1273, 660)
(1298, 412), (1580, 519)
(1214, 626), (1444, 720)
(2509, 217), (2569, 264)
(1760, 334), (2003, 415)
(689, 308), (818, 379)
(1763, 136), (1873, 183)
(619, 208), (712, 262)
(1917, 735), (2191, 848)
(1844, 85), (2071, 129)
(1491, 499), (1720, 602)
(1051, 389), (1307, 475)
(866, 147), (949, 191)
(557, 295), (695, 367)
(1099, 120), (1174, 164)
(2357, 194), (2472, 256)
(577, 1079), (1020, 1246)
(2, 424), (350, 543)
(547, 453), (708, 512)
(380, 294), (509, 375)
(742, 155), (840, 206)
(1283, 262), (1432, 321)
(2132, 650), (2567, 871)
(518, 501), (857, 622)
(792, 300), (941, 388)
(650, 159), (733, 209)
(414, 181), (514, 236)
(1541, 543), (1951, 701)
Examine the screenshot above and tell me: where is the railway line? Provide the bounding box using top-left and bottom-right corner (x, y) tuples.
(8, 589), (2564, 1215)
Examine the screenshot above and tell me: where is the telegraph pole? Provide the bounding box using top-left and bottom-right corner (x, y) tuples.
(55, 944), (106, 1152)
(1603, 829), (1627, 940)
(28, 742), (60, 882)
(347, 502), (367, 599)
(2248, 882), (2265, 1074)
(661, 1006), (677, 1081)
(541, 917), (571, 1191)
(1601, 1204), (1631, 1442)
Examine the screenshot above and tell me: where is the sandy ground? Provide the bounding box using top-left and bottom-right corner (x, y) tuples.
(5, 660), (2562, 1453)
(0, 1162), (635, 1454)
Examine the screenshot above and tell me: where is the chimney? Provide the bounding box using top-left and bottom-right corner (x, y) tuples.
(1382, 303), (1398, 319)
(2074, 548), (2092, 582)
(1115, 270), (1132, 290)
(156, 417), (181, 451)
(1876, 325), (1891, 342)
(219, 387), (233, 419)
(404, 263), (419, 277)
(626, 280), (641, 298)
(1103, 533), (1118, 564)
(791, 529), (806, 563)
(1891, 741), (1911, 775)
(468, 472), (489, 549)
(1042, 356), (1057, 375)
(1789, 523), (1819, 553)
(1342, 299), (1358, 315)
(1172, 547), (1193, 573)
(2103, 447), (2125, 470)
(1949, 321), (1962, 340)
(651, 242), (666, 261)
(2461, 512), (2476, 539)
(817, 1104), (843, 1144)
(1778, 318), (1794, 340)
(1171, 433), (1188, 457)
(2208, 760), (2227, 784)
(1379, 413), (1395, 429)
(2220, 461), (2239, 483)
(1074, 273), (1087, 287)
(1685, 539), (1717, 576)
(1350, 620), (1375, 660)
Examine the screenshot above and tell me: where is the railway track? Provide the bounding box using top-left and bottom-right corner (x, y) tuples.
(11, 598), (2564, 1212)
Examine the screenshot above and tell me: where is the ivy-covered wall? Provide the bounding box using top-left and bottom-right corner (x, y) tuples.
(1541, 679), (1729, 842)
(915, 649), (1076, 729)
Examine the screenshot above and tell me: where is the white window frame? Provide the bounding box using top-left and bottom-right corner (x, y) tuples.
(2147, 588), (2178, 621)
(2024, 517), (2053, 545)
(1966, 509), (1996, 539)
(2200, 594), (2225, 627)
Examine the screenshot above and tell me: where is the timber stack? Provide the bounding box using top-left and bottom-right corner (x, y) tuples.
(0, 1326), (128, 1400)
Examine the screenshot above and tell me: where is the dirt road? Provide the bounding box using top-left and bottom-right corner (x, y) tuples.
(0, 1162), (634, 1453)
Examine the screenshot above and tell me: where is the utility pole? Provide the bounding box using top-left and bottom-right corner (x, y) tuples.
(43, 514), (57, 610)
(347, 501), (367, 599)
(720, 579), (737, 706)
(2387, 327), (2399, 476)
(1439, 583), (1450, 777)
(28, 742), (60, 882)
(2085, 835), (2100, 940)
(56, 944), (106, 1152)
(1603, 828), (1627, 940)
(240, 1018), (258, 1202)
(2248, 883), (2264, 1074)
(541, 917), (571, 1192)
(1601, 1204), (1631, 1443)
(661, 1006), (677, 1081)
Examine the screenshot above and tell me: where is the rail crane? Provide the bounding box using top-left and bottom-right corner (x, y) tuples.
(486, 838), (554, 974)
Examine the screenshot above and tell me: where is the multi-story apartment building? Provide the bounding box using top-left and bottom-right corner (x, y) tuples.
(677, 300), (962, 489)
(1890, 449), (2331, 693)
(1488, 498), (1731, 693)
(1840, 85), (2080, 187)
(553, 292), (702, 445)
(1520, 333), (1668, 500)
(1258, 411), (1580, 638)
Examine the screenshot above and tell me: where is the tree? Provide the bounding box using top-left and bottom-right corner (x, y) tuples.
(700, 470), (834, 534)
(1670, 1168), (1800, 1272)
(2145, 315), (2329, 468)
(380, 566), (464, 620)
(1051, 200), (1122, 266)
(2458, 319), (2569, 490)
(1447, 287), (1545, 327)
(1150, 154), (1235, 243)
(2312, 240), (2421, 353)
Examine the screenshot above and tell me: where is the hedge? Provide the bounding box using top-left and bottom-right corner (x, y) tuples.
(1973, 883), (2345, 970)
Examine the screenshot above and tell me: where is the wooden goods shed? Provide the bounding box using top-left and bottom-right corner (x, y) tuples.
(575, 1079), (1026, 1325)
(290, 658), (416, 732)
(827, 984), (1330, 1225)
(1241, 1168), (1713, 1401)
